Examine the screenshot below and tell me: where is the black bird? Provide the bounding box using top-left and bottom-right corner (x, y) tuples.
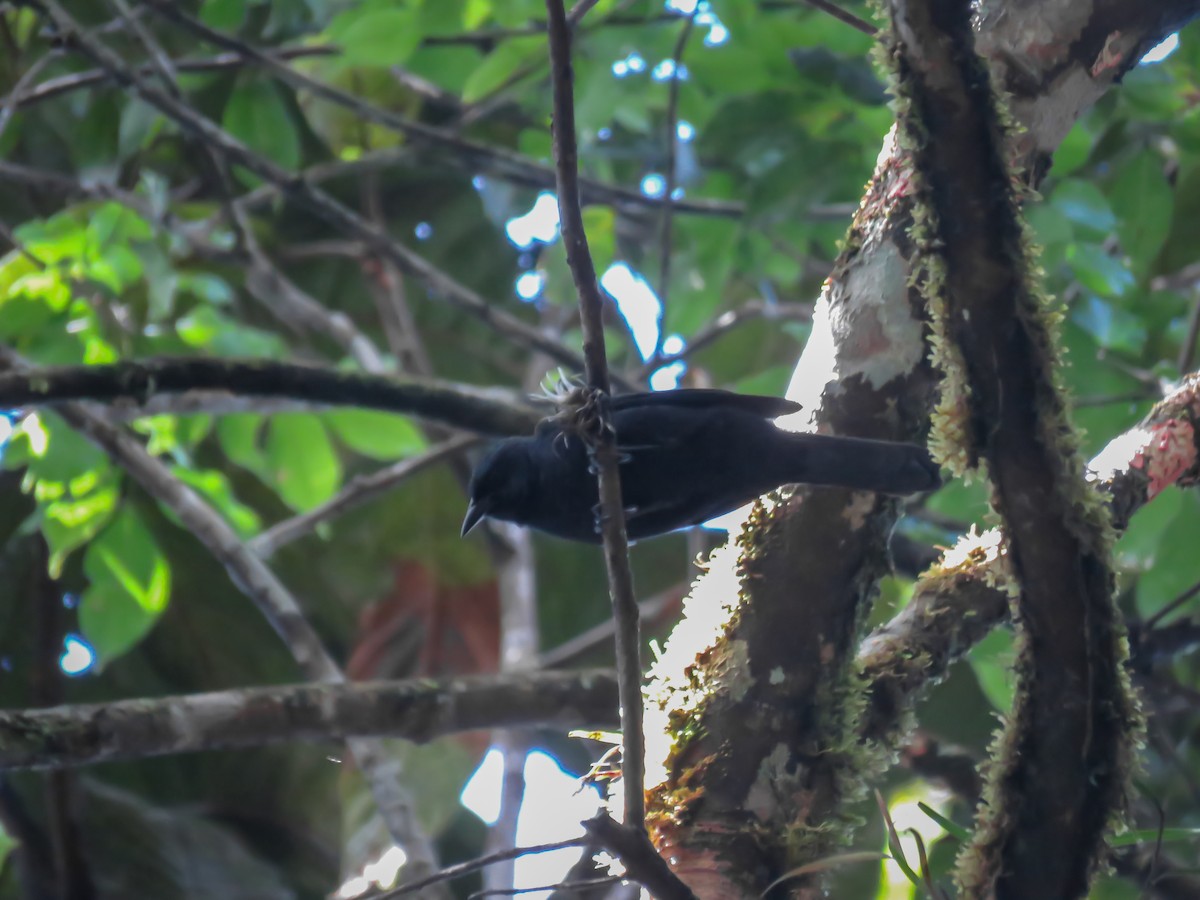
(461, 389), (941, 543)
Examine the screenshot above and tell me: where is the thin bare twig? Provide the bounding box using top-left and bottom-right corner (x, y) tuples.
(1143, 577), (1200, 631)
(250, 435), (481, 559)
(544, 0), (644, 828)
(654, 9), (698, 359)
(371, 839), (588, 900)
(798, 0), (878, 37)
(13, 45), (337, 109)
(1178, 293), (1200, 375)
(538, 584), (682, 669)
(638, 299), (812, 377)
(0, 45), (61, 146)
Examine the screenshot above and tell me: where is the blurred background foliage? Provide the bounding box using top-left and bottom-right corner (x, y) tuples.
(0, 0), (1198, 897)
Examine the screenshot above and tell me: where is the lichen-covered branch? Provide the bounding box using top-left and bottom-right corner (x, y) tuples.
(0, 670), (618, 771)
(887, 0), (1135, 895)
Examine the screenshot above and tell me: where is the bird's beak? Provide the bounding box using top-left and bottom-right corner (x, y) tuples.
(461, 500), (486, 536)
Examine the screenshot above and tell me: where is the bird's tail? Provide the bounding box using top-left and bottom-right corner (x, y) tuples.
(778, 432), (942, 495)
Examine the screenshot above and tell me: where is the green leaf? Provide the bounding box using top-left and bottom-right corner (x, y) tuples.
(917, 803), (971, 842)
(217, 414), (267, 475)
(42, 481), (120, 578)
(325, 4), (422, 69)
(1116, 487), (1182, 571)
(1156, 162), (1200, 273)
(462, 0), (489, 29)
(1109, 151), (1173, 277)
(177, 272), (234, 306)
(1066, 244), (1135, 299)
(176, 306), (286, 356)
(581, 206), (615, 274)
(1071, 294), (1145, 354)
(23, 411), (107, 484)
(968, 627), (1015, 712)
(222, 80), (301, 172)
(1051, 179), (1117, 239)
(171, 467), (261, 538)
(118, 99), (166, 159)
(1110, 827), (1200, 847)
(324, 409), (427, 460)
(81, 507), (171, 662)
(1052, 120), (1095, 176)
(1136, 490), (1200, 619)
(462, 37), (544, 103)
(265, 415), (342, 511)
(1026, 203), (1072, 248)
(200, 0), (247, 30)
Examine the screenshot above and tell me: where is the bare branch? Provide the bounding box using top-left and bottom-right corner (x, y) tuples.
(251, 435), (481, 559)
(638, 299), (812, 378)
(797, 0), (877, 37)
(0, 670), (618, 771)
(545, 0), (644, 829)
(374, 838), (589, 900)
(654, 10), (697, 359)
(12, 45), (337, 109)
(0, 357), (541, 436)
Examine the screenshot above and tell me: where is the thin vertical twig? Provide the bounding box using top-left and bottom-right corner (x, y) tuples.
(486, 522), (540, 894)
(797, 0), (878, 37)
(654, 10), (698, 360)
(543, 0), (645, 828)
(1177, 293), (1200, 375)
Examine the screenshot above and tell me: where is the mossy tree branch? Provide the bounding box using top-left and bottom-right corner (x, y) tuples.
(641, 1), (1194, 896)
(888, 0), (1137, 895)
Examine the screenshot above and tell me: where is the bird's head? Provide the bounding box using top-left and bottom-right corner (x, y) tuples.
(461, 440), (537, 536)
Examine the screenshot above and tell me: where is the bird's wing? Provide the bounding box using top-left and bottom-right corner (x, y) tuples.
(609, 389), (800, 419)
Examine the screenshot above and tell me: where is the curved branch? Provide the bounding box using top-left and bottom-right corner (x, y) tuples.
(891, 1), (1135, 894)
